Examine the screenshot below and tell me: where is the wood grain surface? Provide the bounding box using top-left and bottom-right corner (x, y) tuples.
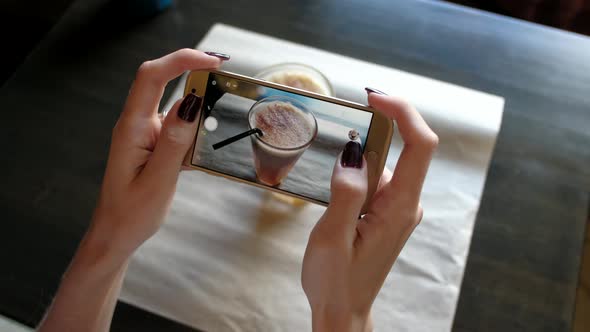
(0, 0), (588, 331)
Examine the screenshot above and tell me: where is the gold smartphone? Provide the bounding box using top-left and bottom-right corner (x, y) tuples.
(182, 70), (393, 211)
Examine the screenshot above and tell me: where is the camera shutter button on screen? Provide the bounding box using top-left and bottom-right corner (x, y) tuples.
(204, 116), (218, 131)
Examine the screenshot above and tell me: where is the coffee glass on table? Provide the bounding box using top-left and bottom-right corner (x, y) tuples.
(255, 63), (334, 96)
(248, 95), (318, 187)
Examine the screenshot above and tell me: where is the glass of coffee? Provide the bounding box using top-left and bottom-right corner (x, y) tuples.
(255, 63), (334, 96)
(248, 96), (318, 187)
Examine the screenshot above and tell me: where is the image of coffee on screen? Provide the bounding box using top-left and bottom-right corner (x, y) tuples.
(191, 73), (373, 203)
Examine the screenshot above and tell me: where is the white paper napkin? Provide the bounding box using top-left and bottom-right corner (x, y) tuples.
(119, 23), (504, 332)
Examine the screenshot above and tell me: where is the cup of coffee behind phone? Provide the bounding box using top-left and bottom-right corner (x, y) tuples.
(248, 96), (318, 186)
(255, 63), (334, 96)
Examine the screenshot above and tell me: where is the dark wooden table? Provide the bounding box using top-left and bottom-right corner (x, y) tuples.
(1, 0), (589, 331)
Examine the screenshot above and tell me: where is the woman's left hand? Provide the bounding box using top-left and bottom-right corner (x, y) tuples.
(38, 49), (229, 332)
(90, 49), (228, 260)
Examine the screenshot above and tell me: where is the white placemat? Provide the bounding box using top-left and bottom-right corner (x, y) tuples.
(0, 315), (32, 332)
(119, 23), (504, 331)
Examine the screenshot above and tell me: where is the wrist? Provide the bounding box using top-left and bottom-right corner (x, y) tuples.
(87, 204), (143, 261)
(311, 307), (372, 332)
(75, 217), (132, 276)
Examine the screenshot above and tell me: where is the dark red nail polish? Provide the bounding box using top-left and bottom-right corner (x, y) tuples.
(341, 141), (363, 168)
(205, 51), (230, 61)
(177, 90), (202, 122)
(365, 87), (387, 95)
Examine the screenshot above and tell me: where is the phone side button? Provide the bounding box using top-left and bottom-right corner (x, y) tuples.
(367, 151), (379, 168)
(367, 151), (379, 181)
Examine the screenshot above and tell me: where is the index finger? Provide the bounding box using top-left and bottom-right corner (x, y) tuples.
(368, 92), (438, 208)
(124, 48), (224, 118)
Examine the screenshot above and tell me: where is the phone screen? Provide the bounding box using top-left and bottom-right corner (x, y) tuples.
(191, 72), (374, 203)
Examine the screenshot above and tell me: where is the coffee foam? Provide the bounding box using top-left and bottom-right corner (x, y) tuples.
(268, 72), (328, 95)
(254, 101), (314, 149)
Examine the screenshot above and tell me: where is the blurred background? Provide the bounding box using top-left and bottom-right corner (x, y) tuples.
(2, 0), (590, 86)
(445, 0), (590, 35)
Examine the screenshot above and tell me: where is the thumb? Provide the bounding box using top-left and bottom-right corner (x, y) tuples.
(140, 92), (202, 188)
(323, 141), (368, 240)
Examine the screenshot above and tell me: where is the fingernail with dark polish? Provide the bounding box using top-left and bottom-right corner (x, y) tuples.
(341, 141), (363, 168)
(177, 89), (202, 122)
(205, 51), (231, 61)
(365, 87), (387, 95)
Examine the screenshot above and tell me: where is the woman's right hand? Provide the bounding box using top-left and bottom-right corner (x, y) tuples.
(302, 89), (438, 331)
